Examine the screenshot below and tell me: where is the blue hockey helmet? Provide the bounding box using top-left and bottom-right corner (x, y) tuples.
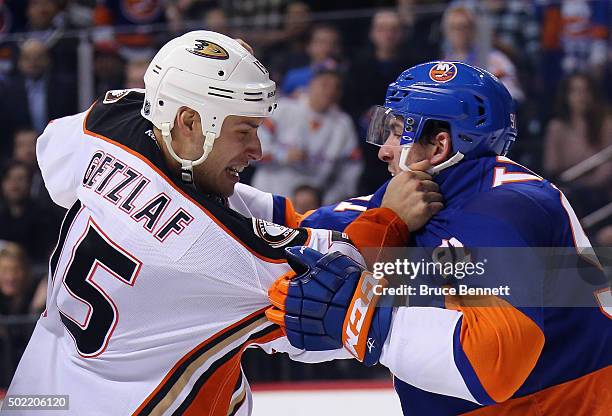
(367, 61), (517, 172)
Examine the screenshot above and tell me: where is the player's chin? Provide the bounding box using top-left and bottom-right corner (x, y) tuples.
(219, 172), (239, 197)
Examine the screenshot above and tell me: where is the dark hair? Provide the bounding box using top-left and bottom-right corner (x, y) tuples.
(554, 73), (605, 147)
(419, 120), (451, 144)
(1, 160), (33, 182)
(293, 184), (323, 206)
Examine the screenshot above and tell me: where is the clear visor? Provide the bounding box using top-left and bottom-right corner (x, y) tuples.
(366, 106), (407, 147)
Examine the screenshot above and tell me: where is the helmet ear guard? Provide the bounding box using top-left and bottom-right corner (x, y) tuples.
(141, 31), (277, 183)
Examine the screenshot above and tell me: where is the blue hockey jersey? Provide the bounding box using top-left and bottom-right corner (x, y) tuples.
(296, 156), (611, 415)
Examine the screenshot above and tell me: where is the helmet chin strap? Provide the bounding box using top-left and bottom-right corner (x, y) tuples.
(161, 122), (217, 184)
(398, 145), (465, 175)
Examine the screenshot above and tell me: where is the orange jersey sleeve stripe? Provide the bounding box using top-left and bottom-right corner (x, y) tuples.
(283, 197), (304, 228)
(446, 295), (545, 403)
(464, 365), (611, 416)
(344, 207), (409, 266)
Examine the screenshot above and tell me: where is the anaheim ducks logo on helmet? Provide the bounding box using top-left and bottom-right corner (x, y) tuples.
(186, 39), (229, 60)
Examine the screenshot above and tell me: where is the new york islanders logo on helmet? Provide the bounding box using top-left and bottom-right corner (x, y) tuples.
(187, 40), (229, 60)
(429, 62), (457, 83)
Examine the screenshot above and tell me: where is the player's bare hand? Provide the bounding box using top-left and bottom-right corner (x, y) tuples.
(381, 160), (443, 231)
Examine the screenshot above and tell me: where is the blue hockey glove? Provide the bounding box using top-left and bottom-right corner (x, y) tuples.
(265, 247), (392, 366)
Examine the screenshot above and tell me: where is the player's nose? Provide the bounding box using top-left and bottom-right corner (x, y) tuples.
(378, 143), (394, 164)
(246, 134), (263, 161)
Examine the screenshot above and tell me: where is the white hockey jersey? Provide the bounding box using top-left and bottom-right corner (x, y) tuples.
(7, 91), (357, 415)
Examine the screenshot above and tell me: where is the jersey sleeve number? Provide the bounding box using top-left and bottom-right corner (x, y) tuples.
(59, 219), (142, 357)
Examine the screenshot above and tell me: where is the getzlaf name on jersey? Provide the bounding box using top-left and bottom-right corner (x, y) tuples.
(7, 90), (356, 415)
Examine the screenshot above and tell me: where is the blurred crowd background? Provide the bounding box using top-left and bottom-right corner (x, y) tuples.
(0, 0), (610, 390)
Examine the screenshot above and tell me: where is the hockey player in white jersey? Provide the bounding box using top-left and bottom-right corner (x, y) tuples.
(6, 31), (441, 415)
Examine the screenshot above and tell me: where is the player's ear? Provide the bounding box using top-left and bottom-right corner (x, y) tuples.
(175, 107), (199, 137)
(429, 131), (453, 165)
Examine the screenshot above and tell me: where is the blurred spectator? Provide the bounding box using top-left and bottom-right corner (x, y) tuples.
(292, 184), (323, 214)
(281, 24), (342, 97)
(165, 1), (219, 34)
(0, 39), (77, 153)
(11, 129), (37, 168)
(396, 0), (447, 62)
(11, 128), (42, 197)
(267, 2), (312, 82)
(11, 127), (61, 221)
(26, 0), (61, 31)
(539, 0), (608, 82)
(544, 73), (612, 215)
(343, 10), (416, 195)
(94, 0), (166, 57)
(94, 47), (125, 97)
(202, 7), (230, 35)
(0, 242), (43, 388)
(253, 69), (362, 204)
(25, 0), (79, 78)
(538, 0), (609, 121)
(441, 3), (524, 102)
(0, 161), (57, 263)
(223, 0), (288, 32)
(124, 56), (149, 89)
(0, 243), (40, 315)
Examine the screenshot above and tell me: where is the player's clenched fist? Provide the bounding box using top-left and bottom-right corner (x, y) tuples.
(381, 160), (443, 231)
(266, 247), (392, 366)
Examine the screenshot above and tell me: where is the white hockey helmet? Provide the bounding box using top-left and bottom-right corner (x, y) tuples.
(142, 31), (277, 183)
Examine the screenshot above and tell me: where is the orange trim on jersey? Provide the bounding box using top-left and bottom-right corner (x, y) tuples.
(133, 307), (273, 415)
(82, 104), (288, 265)
(344, 208), (409, 267)
(283, 197), (304, 228)
(495, 157), (542, 178)
(183, 329), (283, 416)
(464, 365), (611, 416)
(297, 209), (316, 226)
(445, 295), (545, 403)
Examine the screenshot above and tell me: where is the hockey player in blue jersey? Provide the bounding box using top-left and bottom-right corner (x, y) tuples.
(266, 62), (611, 415)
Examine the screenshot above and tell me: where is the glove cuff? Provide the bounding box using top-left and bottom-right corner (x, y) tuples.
(362, 305), (393, 366)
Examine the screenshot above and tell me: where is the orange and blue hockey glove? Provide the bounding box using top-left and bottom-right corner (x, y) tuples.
(265, 247), (392, 366)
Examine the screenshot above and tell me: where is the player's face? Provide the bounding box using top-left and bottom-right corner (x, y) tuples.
(194, 115), (264, 197)
(378, 135), (432, 174)
(377, 119), (404, 175)
(404, 141), (430, 166)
